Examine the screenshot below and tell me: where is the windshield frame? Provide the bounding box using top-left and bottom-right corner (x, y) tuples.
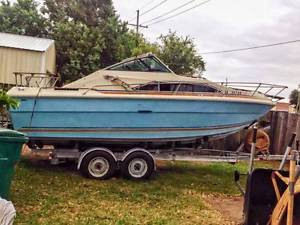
(104, 54), (174, 73)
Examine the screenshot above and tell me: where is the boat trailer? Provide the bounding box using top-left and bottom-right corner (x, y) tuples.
(45, 136), (288, 181)
(46, 144), (250, 180)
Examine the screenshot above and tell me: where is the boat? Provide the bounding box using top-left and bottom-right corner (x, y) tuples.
(7, 53), (286, 149)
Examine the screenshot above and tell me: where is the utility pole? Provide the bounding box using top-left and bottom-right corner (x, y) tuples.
(136, 10), (140, 36)
(128, 10), (148, 46)
(296, 84), (300, 150)
(297, 84), (300, 113)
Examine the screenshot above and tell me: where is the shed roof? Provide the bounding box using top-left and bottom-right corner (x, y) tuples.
(0, 32), (54, 52)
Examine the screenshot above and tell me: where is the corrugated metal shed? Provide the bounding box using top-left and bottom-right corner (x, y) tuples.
(0, 32), (56, 85)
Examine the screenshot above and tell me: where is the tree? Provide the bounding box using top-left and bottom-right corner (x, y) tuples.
(0, 0), (48, 37)
(130, 33), (159, 57)
(49, 21), (105, 83)
(42, 0), (138, 81)
(289, 89), (299, 105)
(42, 0), (114, 26)
(99, 16), (133, 67)
(157, 31), (205, 75)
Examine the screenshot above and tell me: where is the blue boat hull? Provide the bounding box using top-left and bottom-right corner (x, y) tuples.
(10, 96), (272, 142)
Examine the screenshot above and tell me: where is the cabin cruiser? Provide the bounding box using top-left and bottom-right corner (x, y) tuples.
(8, 53), (286, 148)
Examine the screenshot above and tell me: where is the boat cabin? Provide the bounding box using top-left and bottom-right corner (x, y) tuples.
(13, 53), (286, 100)
(104, 54), (219, 93)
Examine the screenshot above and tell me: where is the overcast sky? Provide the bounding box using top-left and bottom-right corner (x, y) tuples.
(113, 0), (300, 100)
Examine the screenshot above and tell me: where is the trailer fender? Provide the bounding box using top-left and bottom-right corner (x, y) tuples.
(121, 148), (153, 161)
(77, 147), (117, 170)
(121, 148), (156, 171)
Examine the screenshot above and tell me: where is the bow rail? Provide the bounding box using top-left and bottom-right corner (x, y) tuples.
(14, 72), (60, 88)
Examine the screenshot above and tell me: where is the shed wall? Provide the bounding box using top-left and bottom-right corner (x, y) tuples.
(44, 44), (56, 73)
(0, 47), (43, 85)
(0, 42), (56, 85)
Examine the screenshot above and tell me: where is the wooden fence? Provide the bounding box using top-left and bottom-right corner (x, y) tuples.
(270, 111), (300, 154)
(209, 111), (300, 154)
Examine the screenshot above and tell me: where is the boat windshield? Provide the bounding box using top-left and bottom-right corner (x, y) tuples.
(106, 56), (171, 73)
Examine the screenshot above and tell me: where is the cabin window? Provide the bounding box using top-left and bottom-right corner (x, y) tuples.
(139, 57), (170, 73)
(108, 60), (148, 71)
(137, 83), (158, 91)
(135, 83), (218, 93)
(178, 84), (218, 92)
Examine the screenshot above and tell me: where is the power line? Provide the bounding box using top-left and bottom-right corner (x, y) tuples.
(128, 15), (139, 22)
(201, 39), (300, 54)
(140, 0), (168, 17)
(128, 0), (158, 22)
(128, 0), (155, 22)
(145, 0), (212, 26)
(128, 0), (167, 22)
(140, 0), (158, 11)
(142, 0), (197, 25)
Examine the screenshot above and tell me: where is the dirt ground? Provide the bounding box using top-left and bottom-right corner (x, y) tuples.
(204, 195), (244, 225)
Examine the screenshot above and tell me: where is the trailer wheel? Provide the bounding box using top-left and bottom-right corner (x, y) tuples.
(80, 151), (117, 180)
(121, 151), (155, 180)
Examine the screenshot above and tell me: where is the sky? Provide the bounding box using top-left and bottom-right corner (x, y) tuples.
(112, 0), (300, 100)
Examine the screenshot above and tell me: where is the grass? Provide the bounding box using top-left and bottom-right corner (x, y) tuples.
(10, 159), (270, 225)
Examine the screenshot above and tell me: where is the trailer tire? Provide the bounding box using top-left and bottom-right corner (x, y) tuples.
(121, 151), (155, 180)
(80, 151), (117, 180)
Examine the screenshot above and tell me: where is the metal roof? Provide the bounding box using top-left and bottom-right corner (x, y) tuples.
(0, 32), (54, 52)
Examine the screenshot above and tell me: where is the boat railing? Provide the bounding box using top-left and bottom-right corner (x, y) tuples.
(218, 82), (288, 100)
(14, 72), (60, 88)
(83, 81), (287, 101)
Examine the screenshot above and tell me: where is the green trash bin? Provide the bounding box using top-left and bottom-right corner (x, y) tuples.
(0, 128), (28, 199)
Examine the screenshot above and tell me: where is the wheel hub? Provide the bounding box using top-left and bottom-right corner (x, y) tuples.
(128, 158), (148, 178)
(88, 157), (109, 178)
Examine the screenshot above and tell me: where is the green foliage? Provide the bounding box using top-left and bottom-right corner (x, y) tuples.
(289, 89), (298, 105)
(42, 0), (114, 26)
(128, 31), (205, 76)
(157, 31), (206, 75)
(41, 0), (117, 82)
(0, 91), (19, 110)
(99, 17), (134, 67)
(49, 21), (105, 83)
(131, 34), (159, 57)
(0, 0), (48, 37)
(41, 0), (141, 82)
